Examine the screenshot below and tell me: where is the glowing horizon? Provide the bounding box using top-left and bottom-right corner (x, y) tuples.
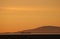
(0, 0), (60, 33)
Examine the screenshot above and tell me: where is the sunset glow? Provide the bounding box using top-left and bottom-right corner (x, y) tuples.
(0, 0), (60, 33)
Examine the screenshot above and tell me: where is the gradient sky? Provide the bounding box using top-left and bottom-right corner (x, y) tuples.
(0, 0), (60, 33)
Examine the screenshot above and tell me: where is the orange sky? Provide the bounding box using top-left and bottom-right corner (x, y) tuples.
(0, 0), (60, 33)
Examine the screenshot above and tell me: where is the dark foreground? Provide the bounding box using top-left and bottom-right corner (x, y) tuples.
(0, 34), (60, 39)
(0, 32), (60, 39)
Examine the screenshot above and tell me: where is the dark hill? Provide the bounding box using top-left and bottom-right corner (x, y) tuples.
(18, 26), (60, 33)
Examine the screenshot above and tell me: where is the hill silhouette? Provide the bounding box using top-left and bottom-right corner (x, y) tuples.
(0, 26), (60, 35)
(18, 26), (60, 33)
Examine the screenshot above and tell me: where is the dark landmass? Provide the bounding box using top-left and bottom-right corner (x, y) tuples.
(0, 26), (60, 35)
(17, 26), (60, 33)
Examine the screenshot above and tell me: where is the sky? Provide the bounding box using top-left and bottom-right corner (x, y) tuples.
(0, 0), (60, 33)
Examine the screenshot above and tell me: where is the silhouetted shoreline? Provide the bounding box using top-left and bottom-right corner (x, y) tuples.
(0, 26), (60, 35)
